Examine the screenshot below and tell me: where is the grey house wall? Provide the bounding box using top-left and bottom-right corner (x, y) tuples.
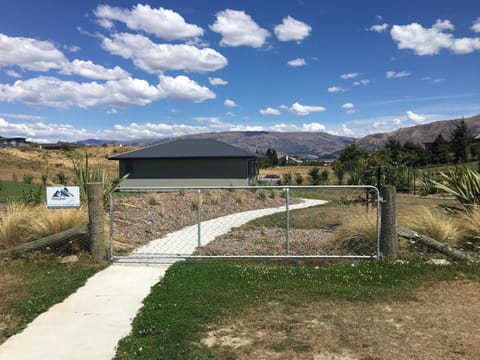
(119, 158), (255, 187)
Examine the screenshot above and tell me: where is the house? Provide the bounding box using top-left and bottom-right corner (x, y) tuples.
(108, 138), (258, 187)
(0, 136), (27, 148)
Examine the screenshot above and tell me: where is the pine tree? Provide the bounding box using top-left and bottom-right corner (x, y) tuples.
(450, 120), (475, 163)
(431, 134), (451, 164)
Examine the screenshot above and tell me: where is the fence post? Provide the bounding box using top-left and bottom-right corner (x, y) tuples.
(197, 189), (202, 255)
(285, 187), (290, 255)
(87, 182), (105, 262)
(380, 185), (397, 259)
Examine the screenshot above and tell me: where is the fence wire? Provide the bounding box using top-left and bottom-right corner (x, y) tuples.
(109, 186), (381, 262)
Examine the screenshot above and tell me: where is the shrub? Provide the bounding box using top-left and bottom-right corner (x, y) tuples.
(432, 166), (480, 208)
(56, 172), (69, 185)
(308, 167), (320, 185)
(23, 173), (34, 184)
(210, 194), (220, 205)
(295, 173), (303, 185)
(269, 189), (276, 199)
(282, 172), (293, 185)
(257, 189), (266, 201)
(456, 207), (480, 252)
(148, 195), (159, 206)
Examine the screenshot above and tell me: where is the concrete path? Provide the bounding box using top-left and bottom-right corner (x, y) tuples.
(0, 198), (326, 359)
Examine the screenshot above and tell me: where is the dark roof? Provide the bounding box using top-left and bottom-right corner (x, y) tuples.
(108, 139), (257, 160)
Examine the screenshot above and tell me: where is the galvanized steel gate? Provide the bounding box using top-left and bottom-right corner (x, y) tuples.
(108, 185), (382, 263)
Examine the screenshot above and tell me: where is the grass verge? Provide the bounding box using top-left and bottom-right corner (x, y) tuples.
(0, 181), (39, 203)
(114, 260), (480, 359)
(0, 256), (105, 344)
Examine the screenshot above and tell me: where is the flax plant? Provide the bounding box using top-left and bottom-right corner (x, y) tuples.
(432, 166), (480, 209)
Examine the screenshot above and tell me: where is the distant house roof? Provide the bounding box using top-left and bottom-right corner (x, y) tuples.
(108, 139), (257, 160)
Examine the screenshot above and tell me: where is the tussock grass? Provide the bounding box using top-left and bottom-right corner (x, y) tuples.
(0, 203), (88, 249)
(456, 207), (480, 251)
(333, 206), (377, 254)
(400, 206), (461, 246)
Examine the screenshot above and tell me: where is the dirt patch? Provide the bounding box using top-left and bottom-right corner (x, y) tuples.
(200, 227), (336, 256)
(201, 281), (480, 359)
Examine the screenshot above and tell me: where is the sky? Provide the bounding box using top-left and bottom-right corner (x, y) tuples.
(0, 0), (479, 143)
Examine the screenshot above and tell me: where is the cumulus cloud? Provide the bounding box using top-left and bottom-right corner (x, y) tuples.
(260, 107), (281, 116)
(370, 23), (389, 32)
(473, 18), (480, 33)
(302, 122), (326, 131)
(406, 110), (426, 123)
(102, 33), (227, 74)
(5, 70), (21, 78)
(327, 86), (345, 93)
(224, 99), (237, 107)
(287, 58), (306, 67)
(210, 9), (270, 48)
(209, 77), (228, 85)
(274, 16), (312, 42)
(94, 4), (204, 40)
(341, 103), (354, 109)
(391, 19), (480, 55)
(0, 33), (66, 72)
(0, 33), (130, 80)
(340, 72), (359, 79)
(289, 102), (326, 116)
(0, 75), (214, 109)
(60, 59), (130, 80)
(353, 79), (370, 86)
(386, 70), (410, 79)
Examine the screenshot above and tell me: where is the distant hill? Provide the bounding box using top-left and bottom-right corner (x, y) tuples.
(73, 114), (480, 159)
(172, 131), (354, 160)
(358, 115), (480, 151)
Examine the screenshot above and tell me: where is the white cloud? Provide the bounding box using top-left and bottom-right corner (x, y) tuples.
(341, 124), (355, 136)
(5, 69), (21, 78)
(60, 59), (130, 80)
(391, 19), (480, 55)
(274, 16), (312, 42)
(340, 72), (359, 79)
(370, 23), (389, 32)
(159, 75), (215, 103)
(302, 122), (326, 131)
(0, 113), (47, 121)
(353, 79), (370, 86)
(0, 33), (66, 72)
(224, 99), (237, 107)
(406, 110), (426, 123)
(341, 103), (354, 109)
(345, 109), (357, 115)
(101, 33), (227, 73)
(260, 107), (281, 116)
(287, 58), (306, 67)
(0, 33), (131, 81)
(0, 74), (214, 109)
(289, 102), (326, 116)
(208, 77), (228, 86)
(386, 70), (410, 79)
(94, 4), (204, 40)
(210, 9), (270, 48)
(327, 86), (345, 93)
(473, 18), (480, 33)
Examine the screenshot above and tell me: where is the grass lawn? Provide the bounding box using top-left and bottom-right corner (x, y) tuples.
(114, 260), (480, 360)
(0, 256), (105, 344)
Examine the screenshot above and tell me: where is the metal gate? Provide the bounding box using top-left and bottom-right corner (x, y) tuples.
(108, 185), (381, 263)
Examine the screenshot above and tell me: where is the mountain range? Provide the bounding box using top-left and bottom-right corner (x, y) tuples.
(77, 114), (480, 160)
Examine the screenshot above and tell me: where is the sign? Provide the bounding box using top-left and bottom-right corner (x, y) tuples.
(46, 186), (81, 209)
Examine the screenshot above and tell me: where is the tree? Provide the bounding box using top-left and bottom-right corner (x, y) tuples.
(431, 134), (451, 164)
(402, 141), (430, 166)
(265, 148), (279, 167)
(450, 120), (475, 163)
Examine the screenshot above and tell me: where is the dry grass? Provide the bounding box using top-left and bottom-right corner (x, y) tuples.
(0, 203), (88, 249)
(399, 206), (461, 246)
(455, 207), (480, 252)
(333, 206), (377, 254)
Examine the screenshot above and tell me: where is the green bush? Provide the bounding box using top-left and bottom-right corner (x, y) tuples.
(22, 173), (33, 185)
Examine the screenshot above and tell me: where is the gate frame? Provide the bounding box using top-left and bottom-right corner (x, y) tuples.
(108, 185), (382, 262)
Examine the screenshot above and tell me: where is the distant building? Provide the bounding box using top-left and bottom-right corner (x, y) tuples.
(108, 138), (258, 187)
(0, 137), (27, 148)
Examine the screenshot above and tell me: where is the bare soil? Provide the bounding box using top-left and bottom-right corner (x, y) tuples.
(201, 281), (480, 359)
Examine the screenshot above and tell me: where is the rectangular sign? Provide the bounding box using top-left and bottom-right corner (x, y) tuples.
(46, 186), (81, 209)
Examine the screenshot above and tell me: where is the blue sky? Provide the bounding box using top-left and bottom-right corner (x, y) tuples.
(0, 0), (479, 143)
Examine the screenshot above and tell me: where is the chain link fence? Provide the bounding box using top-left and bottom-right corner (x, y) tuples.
(109, 185), (381, 262)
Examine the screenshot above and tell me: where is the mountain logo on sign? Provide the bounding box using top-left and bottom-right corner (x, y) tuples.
(51, 187), (75, 200)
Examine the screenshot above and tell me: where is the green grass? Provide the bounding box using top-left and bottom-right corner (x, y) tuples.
(0, 257), (104, 342)
(0, 180), (40, 203)
(114, 260), (480, 359)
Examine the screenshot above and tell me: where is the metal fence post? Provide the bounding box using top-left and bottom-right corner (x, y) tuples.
(285, 187), (290, 255)
(109, 191), (114, 261)
(380, 185), (397, 258)
(197, 189), (202, 255)
(87, 182), (105, 262)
